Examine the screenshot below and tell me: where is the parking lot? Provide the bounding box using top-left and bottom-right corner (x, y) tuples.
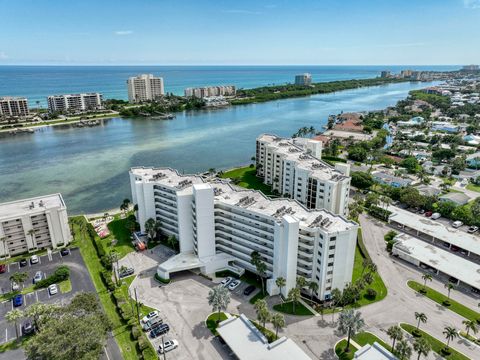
(0, 248), (95, 345)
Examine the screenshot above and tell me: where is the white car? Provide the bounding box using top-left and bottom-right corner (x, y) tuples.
(228, 280), (241, 291)
(158, 339), (178, 354)
(141, 311), (159, 324)
(48, 284), (58, 295)
(11, 281), (19, 292)
(30, 255), (39, 264)
(452, 221), (463, 228)
(431, 213), (441, 220)
(221, 277), (233, 287)
(33, 271), (43, 284)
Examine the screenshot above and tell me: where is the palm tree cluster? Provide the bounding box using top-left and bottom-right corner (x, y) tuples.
(144, 218), (161, 242)
(253, 299), (286, 340)
(292, 126), (317, 138)
(119, 198), (131, 215)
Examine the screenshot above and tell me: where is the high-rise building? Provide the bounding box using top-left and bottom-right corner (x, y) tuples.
(184, 85), (236, 98)
(127, 74), (164, 103)
(0, 194), (72, 257)
(295, 73), (312, 86)
(462, 65), (479, 72)
(400, 70), (413, 78)
(0, 97), (29, 118)
(130, 167), (358, 300)
(47, 93), (103, 113)
(256, 134), (351, 216)
(380, 71), (391, 78)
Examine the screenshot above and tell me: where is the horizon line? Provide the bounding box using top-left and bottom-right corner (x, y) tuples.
(0, 63), (464, 67)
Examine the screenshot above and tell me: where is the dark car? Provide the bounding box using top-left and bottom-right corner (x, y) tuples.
(60, 248), (70, 256)
(119, 267), (134, 278)
(243, 285), (256, 296)
(22, 322), (34, 335)
(13, 294), (23, 307)
(0, 264), (6, 273)
(19, 258), (28, 267)
(150, 323), (170, 339)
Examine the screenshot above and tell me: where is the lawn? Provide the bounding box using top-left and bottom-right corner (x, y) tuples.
(408, 281), (480, 322)
(272, 301), (313, 315)
(119, 275), (157, 319)
(353, 331), (391, 351)
(220, 166), (273, 195)
(206, 312), (228, 335)
(59, 278), (72, 293)
(71, 216), (144, 360)
(249, 290), (268, 305)
(466, 183), (480, 193)
(400, 323), (469, 360)
(0, 336), (32, 353)
(105, 216), (136, 258)
(334, 339), (357, 360)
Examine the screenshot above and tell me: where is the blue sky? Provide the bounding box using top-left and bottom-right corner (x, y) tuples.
(0, 0), (479, 65)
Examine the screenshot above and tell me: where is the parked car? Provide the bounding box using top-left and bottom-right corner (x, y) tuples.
(452, 221), (463, 228)
(33, 271), (43, 284)
(451, 245), (459, 252)
(150, 323), (170, 339)
(431, 213), (441, 220)
(60, 248), (70, 256)
(425, 211), (433, 217)
(11, 281), (19, 292)
(141, 311), (159, 324)
(142, 316), (163, 331)
(0, 264), (6, 273)
(468, 226), (479, 233)
(22, 322), (34, 335)
(243, 285), (256, 296)
(228, 279), (241, 291)
(30, 255), (39, 264)
(119, 267), (134, 278)
(158, 339), (178, 354)
(48, 284), (58, 295)
(221, 277), (233, 287)
(13, 294), (23, 307)
(19, 258), (28, 267)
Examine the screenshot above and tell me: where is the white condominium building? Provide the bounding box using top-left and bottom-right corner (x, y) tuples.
(256, 134), (351, 216)
(130, 167), (358, 300)
(0, 194), (72, 258)
(295, 73), (312, 86)
(0, 97), (29, 118)
(127, 74), (164, 103)
(47, 93), (103, 113)
(184, 85), (236, 98)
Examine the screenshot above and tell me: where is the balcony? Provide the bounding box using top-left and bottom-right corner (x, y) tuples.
(215, 230), (274, 257)
(215, 222), (274, 249)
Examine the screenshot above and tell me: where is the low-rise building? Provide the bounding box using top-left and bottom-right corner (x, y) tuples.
(0, 194), (72, 257)
(431, 121), (459, 133)
(47, 93), (103, 113)
(396, 116), (425, 127)
(439, 192), (470, 206)
(372, 171), (413, 188)
(130, 167), (358, 300)
(0, 97), (29, 118)
(466, 152), (480, 168)
(184, 85), (236, 98)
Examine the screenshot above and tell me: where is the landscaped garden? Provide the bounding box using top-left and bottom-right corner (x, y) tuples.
(220, 166), (273, 195)
(206, 312), (228, 335)
(272, 301), (313, 315)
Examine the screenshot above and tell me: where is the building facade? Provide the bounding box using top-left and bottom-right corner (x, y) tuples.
(0, 194), (72, 258)
(256, 134), (351, 216)
(0, 97), (29, 118)
(47, 93), (103, 113)
(295, 73), (312, 86)
(130, 167), (358, 300)
(127, 74), (164, 103)
(184, 85), (236, 98)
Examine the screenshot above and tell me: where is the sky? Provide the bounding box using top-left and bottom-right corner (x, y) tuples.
(0, 0), (479, 65)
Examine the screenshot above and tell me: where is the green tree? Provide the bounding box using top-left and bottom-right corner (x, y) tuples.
(443, 326), (458, 348)
(308, 281), (319, 300)
(462, 319), (478, 337)
(144, 218), (160, 241)
(421, 274), (432, 292)
(387, 325), (403, 350)
(337, 309), (365, 353)
(400, 187), (424, 208)
(413, 337), (431, 360)
(5, 309), (23, 339)
(330, 288), (342, 323)
(400, 156), (420, 173)
(444, 282), (455, 302)
(287, 287), (301, 313)
(167, 235), (178, 251)
(351, 172), (374, 189)
(10, 271), (28, 289)
(271, 313), (285, 339)
(275, 277), (286, 301)
(395, 339), (413, 360)
(296, 276), (307, 289)
(256, 304), (271, 329)
(207, 285), (231, 323)
(25, 302), (57, 331)
(415, 312), (427, 332)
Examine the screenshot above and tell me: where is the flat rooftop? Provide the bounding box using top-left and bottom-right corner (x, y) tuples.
(393, 233), (480, 289)
(131, 167), (204, 193)
(257, 134), (346, 182)
(354, 342), (397, 360)
(217, 314), (311, 360)
(388, 206), (480, 256)
(0, 194), (66, 219)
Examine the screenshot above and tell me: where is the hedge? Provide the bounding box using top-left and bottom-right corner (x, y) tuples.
(101, 270), (115, 291)
(367, 205), (392, 221)
(34, 266), (70, 289)
(141, 347), (157, 360)
(137, 336), (149, 351)
(131, 326), (141, 340)
(356, 229), (372, 262)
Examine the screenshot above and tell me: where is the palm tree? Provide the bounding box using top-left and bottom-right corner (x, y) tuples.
(387, 325), (403, 350)
(145, 218), (157, 241)
(337, 309), (365, 353)
(275, 277), (286, 300)
(415, 312), (427, 332)
(296, 276), (307, 289)
(207, 285), (231, 323)
(5, 309), (23, 339)
(287, 287), (301, 313)
(256, 261), (268, 295)
(395, 339), (413, 360)
(361, 258), (372, 275)
(413, 337), (431, 360)
(462, 319), (478, 338)
(443, 326), (458, 348)
(271, 313), (285, 339)
(444, 282), (455, 302)
(167, 235), (178, 251)
(25, 303), (56, 331)
(330, 288), (342, 323)
(308, 281), (319, 300)
(254, 299), (270, 328)
(9, 272), (28, 290)
(421, 274), (432, 291)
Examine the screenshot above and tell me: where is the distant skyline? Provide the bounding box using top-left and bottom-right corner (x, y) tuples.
(1, 0), (479, 65)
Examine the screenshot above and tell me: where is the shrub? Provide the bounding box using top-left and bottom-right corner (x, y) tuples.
(137, 336), (149, 351)
(441, 347), (452, 355)
(154, 273), (171, 284)
(365, 288), (377, 299)
(34, 266), (70, 289)
(141, 347), (157, 360)
(101, 270), (115, 291)
(384, 230), (397, 242)
(386, 240), (395, 253)
(368, 205), (392, 221)
(101, 255), (112, 270)
(412, 329), (421, 337)
(131, 326), (141, 340)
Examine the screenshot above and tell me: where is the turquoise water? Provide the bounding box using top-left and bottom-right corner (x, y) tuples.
(0, 80), (436, 214)
(0, 65), (456, 106)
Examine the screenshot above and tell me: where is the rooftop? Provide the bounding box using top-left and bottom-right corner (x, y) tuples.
(393, 233), (480, 290)
(0, 194), (66, 219)
(217, 314), (311, 360)
(354, 342), (397, 360)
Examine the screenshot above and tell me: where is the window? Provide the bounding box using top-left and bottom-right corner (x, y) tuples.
(329, 245), (335, 250)
(331, 237), (337, 241)
(328, 254), (334, 258)
(328, 262), (334, 266)
(327, 270), (333, 275)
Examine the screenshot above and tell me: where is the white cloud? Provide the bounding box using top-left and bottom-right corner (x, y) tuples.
(114, 30), (133, 35)
(222, 9), (262, 15)
(464, 0), (480, 8)
(0, 52), (8, 60)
